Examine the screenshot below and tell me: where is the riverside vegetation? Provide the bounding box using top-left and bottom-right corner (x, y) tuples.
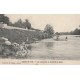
(0, 14), (54, 58)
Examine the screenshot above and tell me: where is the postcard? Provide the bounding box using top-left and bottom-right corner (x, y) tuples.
(0, 14), (80, 64)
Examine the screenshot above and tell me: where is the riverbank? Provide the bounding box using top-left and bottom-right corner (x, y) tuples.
(0, 28), (46, 44)
(0, 27), (46, 58)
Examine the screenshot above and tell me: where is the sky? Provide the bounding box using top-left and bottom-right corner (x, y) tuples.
(6, 14), (80, 32)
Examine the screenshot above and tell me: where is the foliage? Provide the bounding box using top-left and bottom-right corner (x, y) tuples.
(0, 28), (45, 44)
(44, 24), (54, 38)
(59, 26), (80, 35)
(0, 14), (10, 25)
(23, 19), (31, 29)
(72, 28), (80, 35)
(13, 19), (31, 29)
(13, 19), (23, 28)
(0, 14), (4, 22)
(0, 14), (32, 29)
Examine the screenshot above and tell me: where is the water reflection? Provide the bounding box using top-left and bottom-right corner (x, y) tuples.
(45, 42), (54, 49)
(27, 35), (80, 60)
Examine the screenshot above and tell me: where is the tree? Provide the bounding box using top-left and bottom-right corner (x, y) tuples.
(0, 14), (10, 25)
(44, 24), (54, 38)
(0, 14), (4, 22)
(23, 19), (31, 29)
(13, 19), (32, 29)
(3, 16), (10, 25)
(8, 21), (13, 26)
(13, 19), (23, 28)
(73, 28), (80, 35)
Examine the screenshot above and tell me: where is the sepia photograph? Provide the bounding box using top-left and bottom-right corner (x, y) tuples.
(1, 0), (80, 80)
(0, 14), (80, 64)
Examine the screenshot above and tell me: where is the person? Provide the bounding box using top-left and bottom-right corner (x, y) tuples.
(27, 37), (29, 42)
(65, 36), (68, 40)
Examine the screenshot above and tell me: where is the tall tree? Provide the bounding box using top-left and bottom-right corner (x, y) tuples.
(23, 19), (31, 29)
(13, 19), (32, 29)
(44, 24), (54, 38)
(13, 19), (23, 28)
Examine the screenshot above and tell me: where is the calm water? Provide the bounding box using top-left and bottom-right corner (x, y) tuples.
(27, 35), (80, 60)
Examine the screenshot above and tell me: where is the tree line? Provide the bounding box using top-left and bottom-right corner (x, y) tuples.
(0, 14), (32, 29)
(59, 26), (80, 35)
(70, 28), (80, 35)
(0, 14), (54, 38)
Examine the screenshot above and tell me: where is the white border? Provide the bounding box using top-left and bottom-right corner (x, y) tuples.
(0, 0), (80, 80)
(0, 0), (80, 14)
(0, 65), (80, 80)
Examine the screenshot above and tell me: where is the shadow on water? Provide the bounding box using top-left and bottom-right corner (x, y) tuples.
(44, 42), (54, 49)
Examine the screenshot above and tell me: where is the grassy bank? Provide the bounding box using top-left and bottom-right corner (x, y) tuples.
(0, 28), (45, 44)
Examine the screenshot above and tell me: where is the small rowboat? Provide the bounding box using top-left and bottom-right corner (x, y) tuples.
(53, 39), (67, 41)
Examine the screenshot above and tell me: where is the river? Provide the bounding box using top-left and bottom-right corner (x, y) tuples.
(27, 35), (80, 60)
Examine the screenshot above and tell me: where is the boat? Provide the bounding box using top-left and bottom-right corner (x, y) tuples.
(53, 39), (67, 41)
(53, 35), (68, 41)
(53, 36), (68, 41)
